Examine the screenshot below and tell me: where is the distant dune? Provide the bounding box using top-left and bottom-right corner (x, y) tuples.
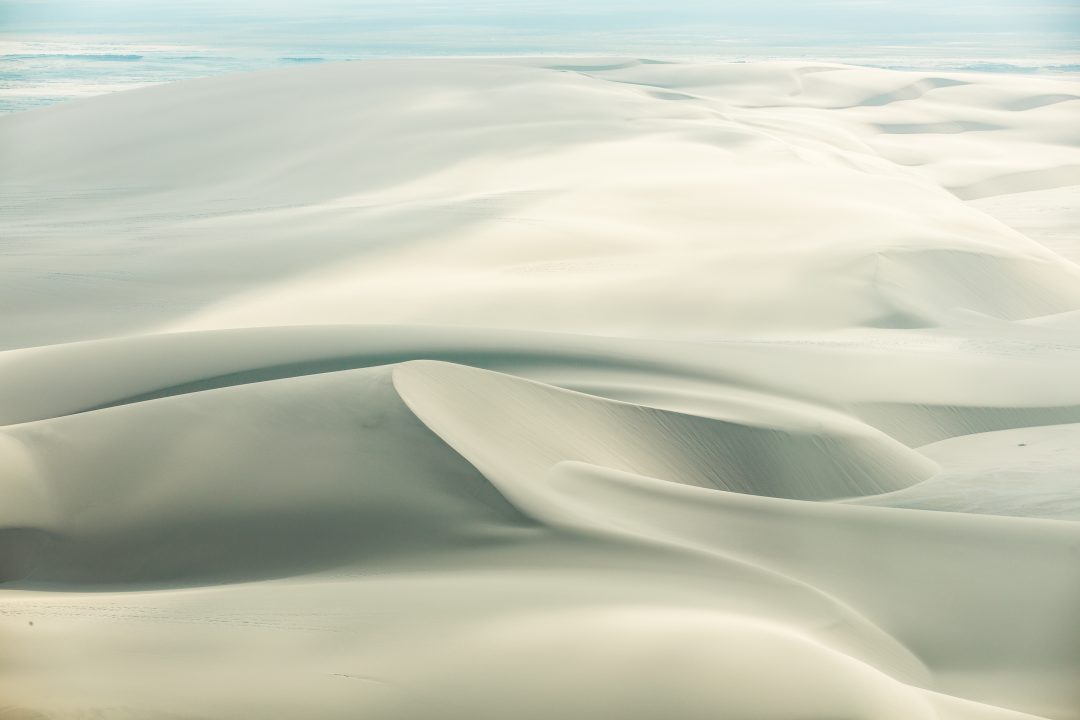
(1, 59), (1079, 719)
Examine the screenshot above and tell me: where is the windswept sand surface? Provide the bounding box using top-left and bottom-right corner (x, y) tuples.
(1, 59), (1079, 719)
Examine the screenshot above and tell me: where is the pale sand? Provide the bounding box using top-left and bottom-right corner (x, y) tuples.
(0, 59), (1078, 719)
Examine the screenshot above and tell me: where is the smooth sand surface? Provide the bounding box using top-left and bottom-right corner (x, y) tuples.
(1, 59), (1079, 719)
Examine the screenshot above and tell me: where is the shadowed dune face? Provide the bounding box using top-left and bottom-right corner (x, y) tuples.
(2, 59), (1080, 720)
(0, 366), (533, 585)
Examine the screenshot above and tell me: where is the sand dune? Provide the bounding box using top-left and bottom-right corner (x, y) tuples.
(2, 59), (1079, 719)
(3, 59), (1080, 346)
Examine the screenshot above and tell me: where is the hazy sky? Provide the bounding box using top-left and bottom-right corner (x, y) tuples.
(3, 0), (1078, 58)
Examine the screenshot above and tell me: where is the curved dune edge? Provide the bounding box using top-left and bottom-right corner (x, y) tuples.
(543, 461), (1080, 717)
(5, 324), (1080, 448)
(390, 359), (934, 501)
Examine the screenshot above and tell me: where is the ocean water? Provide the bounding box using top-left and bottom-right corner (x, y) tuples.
(4, 35), (1077, 116)
(2, 0), (1078, 115)
(0, 39), (347, 114)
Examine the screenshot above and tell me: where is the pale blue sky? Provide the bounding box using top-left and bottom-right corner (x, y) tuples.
(3, 0), (1078, 56)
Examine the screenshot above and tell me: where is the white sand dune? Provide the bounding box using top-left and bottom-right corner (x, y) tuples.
(3, 59), (1080, 346)
(1, 59), (1079, 719)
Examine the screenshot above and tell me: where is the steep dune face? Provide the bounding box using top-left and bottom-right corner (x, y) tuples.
(2, 59), (1080, 719)
(392, 360), (934, 501)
